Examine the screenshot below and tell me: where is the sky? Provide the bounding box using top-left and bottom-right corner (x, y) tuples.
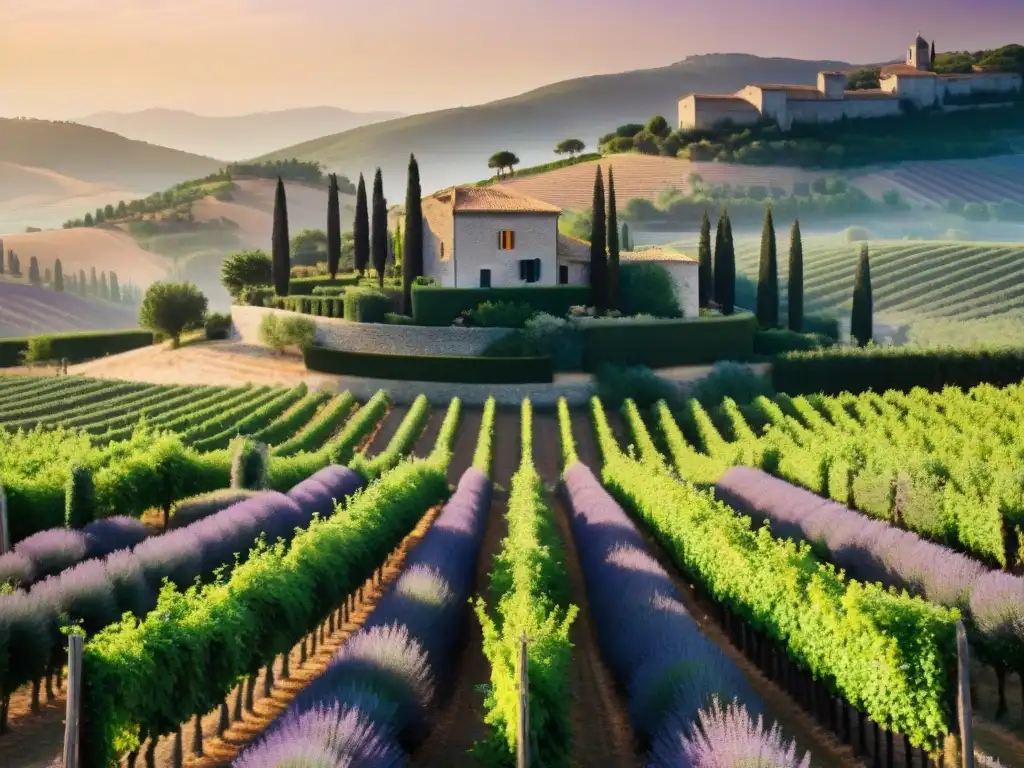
(1, 0), (1022, 119)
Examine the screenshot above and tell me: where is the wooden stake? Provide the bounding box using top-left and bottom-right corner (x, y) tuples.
(517, 633), (530, 768)
(0, 490), (9, 555)
(62, 634), (83, 768)
(956, 621), (974, 768)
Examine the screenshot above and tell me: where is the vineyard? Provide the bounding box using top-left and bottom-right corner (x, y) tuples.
(0, 281), (139, 338)
(854, 155), (1024, 207)
(2, 373), (1023, 766)
(647, 234), (1024, 345)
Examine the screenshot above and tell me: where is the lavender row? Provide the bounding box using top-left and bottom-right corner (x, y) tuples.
(562, 462), (809, 767)
(0, 464), (364, 711)
(714, 466), (1024, 675)
(235, 467), (492, 766)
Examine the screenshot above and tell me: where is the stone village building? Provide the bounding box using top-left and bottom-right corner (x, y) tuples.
(678, 34), (1022, 131)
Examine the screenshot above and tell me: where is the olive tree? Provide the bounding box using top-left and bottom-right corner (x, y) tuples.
(139, 281), (208, 348)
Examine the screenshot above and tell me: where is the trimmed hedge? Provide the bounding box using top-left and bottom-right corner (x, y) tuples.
(343, 288), (390, 323)
(753, 328), (832, 357)
(288, 275), (361, 295)
(772, 346), (1024, 395)
(411, 285), (591, 326)
(0, 330), (155, 368)
(579, 312), (756, 371)
(303, 344), (554, 383)
(273, 296), (344, 318)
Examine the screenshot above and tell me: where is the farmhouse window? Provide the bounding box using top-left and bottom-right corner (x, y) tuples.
(519, 259), (541, 283)
(479, 268), (492, 288)
(558, 265), (569, 285)
(498, 230), (515, 250)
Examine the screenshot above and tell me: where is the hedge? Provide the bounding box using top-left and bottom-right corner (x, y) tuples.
(0, 330), (155, 368)
(344, 289), (390, 323)
(752, 328), (832, 357)
(303, 345), (554, 383)
(273, 296), (344, 318)
(579, 312), (756, 371)
(772, 346), (1024, 395)
(411, 285), (591, 326)
(288, 275), (361, 295)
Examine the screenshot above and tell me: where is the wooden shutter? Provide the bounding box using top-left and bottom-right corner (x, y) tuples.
(534, 258), (541, 282)
(519, 260), (527, 280)
(509, 231), (515, 249)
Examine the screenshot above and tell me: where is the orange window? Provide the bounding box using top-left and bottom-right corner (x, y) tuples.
(498, 230), (515, 250)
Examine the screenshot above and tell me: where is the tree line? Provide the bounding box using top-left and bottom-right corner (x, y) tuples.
(0, 238), (140, 305)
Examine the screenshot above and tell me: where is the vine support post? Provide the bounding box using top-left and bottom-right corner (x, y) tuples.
(956, 620), (974, 768)
(62, 633), (83, 768)
(0, 497), (9, 554)
(517, 632), (530, 768)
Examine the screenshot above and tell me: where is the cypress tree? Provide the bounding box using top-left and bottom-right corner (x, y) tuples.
(606, 167), (620, 308)
(109, 271), (120, 303)
(354, 173), (370, 276)
(100, 272), (110, 301)
(371, 169), (387, 288)
(713, 210), (726, 307)
(0, 239), (4, 275)
(90, 267), (98, 296)
(620, 222), (631, 252)
(851, 244), (873, 347)
(65, 463), (96, 529)
(326, 173), (341, 279)
(589, 165), (608, 312)
(271, 176), (290, 296)
(54, 259), (64, 292)
(718, 212), (737, 315)
(788, 220), (804, 332)
(697, 210), (712, 308)
(79, 269), (87, 296)
(402, 154), (424, 314)
(28, 257), (41, 286)
(393, 219), (403, 268)
(930, 40), (936, 68)
(756, 204), (779, 327)
(44, 267), (52, 285)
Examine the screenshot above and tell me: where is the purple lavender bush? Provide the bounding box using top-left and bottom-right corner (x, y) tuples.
(287, 465), (365, 526)
(649, 695), (810, 768)
(715, 466), (1024, 672)
(82, 516), (149, 559)
(234, 467), (491, 765)
(562, 462), (780, 755)
(13, 528), (88, 581)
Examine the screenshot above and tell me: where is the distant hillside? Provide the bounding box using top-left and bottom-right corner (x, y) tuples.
(256, 54), (852, 195)
(78, 107), (405, 162)
(0, 118), (223, 190)
(0, 281), (139, 338)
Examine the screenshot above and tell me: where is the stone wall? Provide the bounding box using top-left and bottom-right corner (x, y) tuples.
(231, 305), (513, 356)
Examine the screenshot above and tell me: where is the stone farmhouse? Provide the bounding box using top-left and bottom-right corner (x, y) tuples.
(678, 34), (1022, 131)
(419, 185), (699, 316)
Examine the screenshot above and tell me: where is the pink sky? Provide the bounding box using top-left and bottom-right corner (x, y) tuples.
(1, 0), (1021, 118)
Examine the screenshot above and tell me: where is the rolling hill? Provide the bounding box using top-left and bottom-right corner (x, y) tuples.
(0, 281), (139, 338)
(255, 53), (853, 195)
(78, 107), (405, 163)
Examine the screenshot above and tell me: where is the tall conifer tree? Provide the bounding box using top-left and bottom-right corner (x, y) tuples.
(621, 222), (631, 252)
(354, 174), (370, 276)
(0, 239), (4, 275)
(606, 167), (620, 308)
(109, 271), (120, 303)
(54, 259), (64, 292)
(28, 257), (41, 286)
(402, 154), (424, 314)
(371, 169), (387, 288)
(756, 205), (779, 327)
(787, 220), (804, 331)
(589, 166), (608, 311)
(713, 210), (726, 307)
(100, 272), (110, 301)
(271, 177), (291, 296)
(697, 210), (712, 308)
(79, 269), (87, 296)
(327, 173), (341, 278)
(851, 244), (873, 347)
(90, 266), (98, 295)
(718, 212), (737, 315)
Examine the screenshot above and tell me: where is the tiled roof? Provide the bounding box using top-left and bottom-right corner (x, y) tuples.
(687, 94), (747, 101)
(750, 84), (821, 92)
(429, 185), (561, 214)
(557, 233), (591, 262)
(880, 64), (936, 78)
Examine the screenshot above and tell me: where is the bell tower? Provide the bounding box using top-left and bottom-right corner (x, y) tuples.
(908, 32), (931, 70)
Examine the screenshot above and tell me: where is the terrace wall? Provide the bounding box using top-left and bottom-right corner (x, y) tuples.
(231, 305), (513, 356)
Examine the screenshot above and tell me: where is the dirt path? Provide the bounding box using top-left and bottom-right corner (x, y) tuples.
(411, 408), (443, 460)
(532, 412), (640, 768)
(567, 410), (863, 768)
(411, 408), (520, 767)
(446, 408), (482, 484)
(362, 404), (409, 458)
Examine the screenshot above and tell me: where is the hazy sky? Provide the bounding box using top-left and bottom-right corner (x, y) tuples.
(2, 0), (1021, 119)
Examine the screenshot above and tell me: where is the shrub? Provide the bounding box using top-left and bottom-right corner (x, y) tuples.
(801, 314), (841, 341)
(260, 314), (316, 353)
(463, 300), (536, 328)
(411, 285), (590, 326)
(843, 226), (872, 242)
(310, 286), (346, 296)
(303, 345), (553, 384)
(753, 328), (832, 356)
(384, 312), (414, 325)
(139, 281), (208, 348)
(168, 489), (261, 529)
(520, 313), (583, 371)
(596, 365), (679, 410)
(688, 360), (774, 407)
(288, 275), (362, 295)
(22, 337), (54, 365)
(343, 288), (390, 323)
(204, 312), (232, 340)
(230, 437), (269, 490)
(221, 250), (273, 297)
(65, 464), (97, 529)
(237, 285), (275, 307)
(617, 263), (682, 318)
